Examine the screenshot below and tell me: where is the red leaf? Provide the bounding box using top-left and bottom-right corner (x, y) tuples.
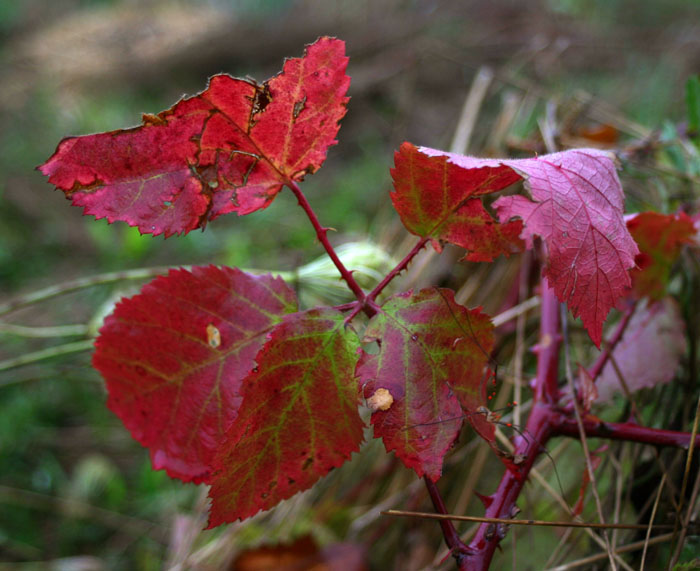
(38, 37), (349, 237)
(93, 266), (298, 483)
(233, 536), (368, 571)
(390, 142), (524, 261)
(595, 298), (685, 402)
(208, 308), (363, 525)
(396, 145), (638, 347)
(491, 149), (638, 347)
(355, 288), (494, 481)
(626, 211), (696, 300)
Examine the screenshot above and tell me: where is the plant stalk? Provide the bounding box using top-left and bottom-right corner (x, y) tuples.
(286, 181), (367, 304)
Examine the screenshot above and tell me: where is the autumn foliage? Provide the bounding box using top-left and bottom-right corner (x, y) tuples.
(39, 37), (697, 569)
(40, 37), (349, 237)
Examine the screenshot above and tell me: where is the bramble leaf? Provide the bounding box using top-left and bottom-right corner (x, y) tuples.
(595, 298), (685, 402)
(492, 149), (638, 347)
(356, 288), (494, 481)
(397, 145), (638, 347)
(93, 266), (298, 483)
(208, 308), (363, 525)
(390, 142), (524, 262)
(626, 211), (696, 300)
(38, 37), (349, 237)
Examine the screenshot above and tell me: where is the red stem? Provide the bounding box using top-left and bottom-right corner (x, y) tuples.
(552, 415), (700, 449)
(424, 477), (472, 568)
(367, 238), (429, 302)
(534, 279), (562, 404)
(463, 277), (562, 569)
(286, 181), (366, 304)
(466, 404), (556, 568)
(586, 300), (638, 382)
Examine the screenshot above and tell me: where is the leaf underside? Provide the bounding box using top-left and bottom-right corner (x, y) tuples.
(595, 298), (686, 402)
(356, 288), (494, 481)
(398, 145), (639, 347)
(93, 266), (298, 483)
(208, 308), (363, 525)
(38, 37), (350, 237)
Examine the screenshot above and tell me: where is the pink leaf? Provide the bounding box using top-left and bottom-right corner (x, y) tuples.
(595, 298), (685, 402)
(410, 146), (638, 347)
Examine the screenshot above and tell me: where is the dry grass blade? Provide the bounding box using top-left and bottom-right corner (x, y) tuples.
(0, 339), (94, 375)
(641, 473), (667, 571)
(381, 510), (680, 531)
(451, 66), (494, 155)
(560, 304), (617, 570)
(0, 485), (167, 542)
(0, 266), (172, 316)
(669, 392), (700, 567)
(545, 533), (675, 571)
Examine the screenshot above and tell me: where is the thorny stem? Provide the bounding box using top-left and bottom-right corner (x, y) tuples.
(286, 181), (367, 305)
(423, 477), (471, 568)
(458, 404), (700, 569)
(458, 277), (696, 569)
(367, 237), (429, 303)
(551, 415), (700, 449)
(467, 404), (556, 568)
(463, 279), (561, 569)
(346, 237), (428, 323)
(534, 279), (562, 404)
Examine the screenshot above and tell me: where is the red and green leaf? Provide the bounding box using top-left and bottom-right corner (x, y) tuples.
(355, 288), (494, 481)
(390, 142), (524, 262)
(392, 145), (638, 347)
(93, 266), (298, 483)
(38, 37), (349, 237)
(626, 211), (696, 300)
(208, 308), (363, 525)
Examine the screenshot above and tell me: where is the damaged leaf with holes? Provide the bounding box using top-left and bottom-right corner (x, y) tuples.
(38, 37), (350, 237)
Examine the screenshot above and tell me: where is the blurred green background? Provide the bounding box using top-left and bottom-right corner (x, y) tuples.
(1, 0), (700, 569)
